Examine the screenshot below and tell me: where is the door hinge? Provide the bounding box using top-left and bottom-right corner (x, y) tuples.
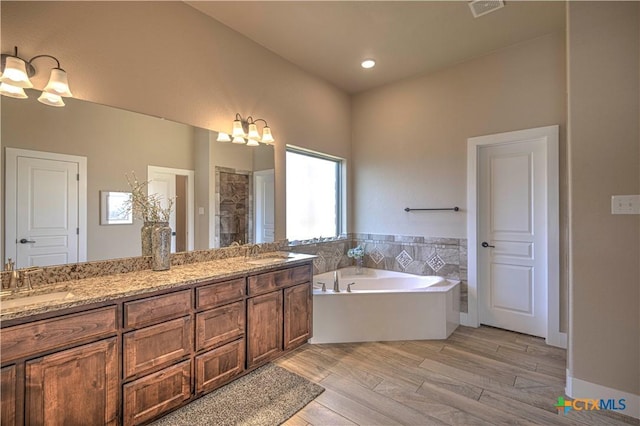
(76, 228), (79, 235)
(77, 173), (80, 181)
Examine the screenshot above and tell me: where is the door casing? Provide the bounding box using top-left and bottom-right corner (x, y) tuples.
(5, 148), (87, 266)
(466, 125), (565, 348)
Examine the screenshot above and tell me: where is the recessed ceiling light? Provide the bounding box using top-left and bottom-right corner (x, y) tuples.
(361, 59), (376, 69)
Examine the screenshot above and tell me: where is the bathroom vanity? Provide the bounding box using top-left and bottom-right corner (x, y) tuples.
(0, 254), (313, 425)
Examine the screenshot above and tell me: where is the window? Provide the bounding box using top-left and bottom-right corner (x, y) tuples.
(286, 148), (343, 241)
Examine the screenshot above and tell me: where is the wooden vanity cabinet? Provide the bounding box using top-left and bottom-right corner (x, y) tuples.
(0, 260), (313, 425)
(0, 306), (119, 426)
(246, 264), (313, 368)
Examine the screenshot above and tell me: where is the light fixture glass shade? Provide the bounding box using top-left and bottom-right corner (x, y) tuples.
(42, 68), (73, 97)
(37, 91), (65, 107)
(247, 123), (260, 140)
(231, 120), (245, 138)
(0, 82), (28, 99)
(232, 136), (246, 144)
(261, 126), (275, 144)
(216, 132), (232, 142)
(0, 56), (33, 88)
(246, 138), (260, 147)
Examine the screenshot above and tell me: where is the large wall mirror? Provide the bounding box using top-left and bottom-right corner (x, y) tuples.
(2, 94), (275, 268)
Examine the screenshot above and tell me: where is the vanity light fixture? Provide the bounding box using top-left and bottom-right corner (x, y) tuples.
(0, 46), (73, 107)
(217, 113), (275, 145)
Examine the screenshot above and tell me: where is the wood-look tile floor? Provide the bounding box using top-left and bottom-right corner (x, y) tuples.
(275, 326), (639, 426)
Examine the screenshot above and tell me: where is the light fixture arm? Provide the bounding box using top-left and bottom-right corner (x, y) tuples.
(27, 54), (64, 71)
(250, 118), (269, 127)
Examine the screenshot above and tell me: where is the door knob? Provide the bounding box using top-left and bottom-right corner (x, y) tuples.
(19, 238), (36, 244)
(481, 241), (495, 248)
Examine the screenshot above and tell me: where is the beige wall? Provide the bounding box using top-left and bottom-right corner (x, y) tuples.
(2, 96), (195, 261)
(352, 33), (568, 328)
(352, 33), (566, 237)
(1, 1), (352, 241)
(567, 2), (640, 396)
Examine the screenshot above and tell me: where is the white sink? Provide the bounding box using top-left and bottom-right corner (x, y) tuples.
(246, 256), (289, 265)
(1, 291), (75, 310)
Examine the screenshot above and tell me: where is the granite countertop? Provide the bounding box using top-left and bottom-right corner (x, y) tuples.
(0, 252), (315, 322)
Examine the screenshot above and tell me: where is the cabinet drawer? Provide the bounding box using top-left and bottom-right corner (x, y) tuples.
(196, 278), (245, 310)
(196, 301), (245, 351)
(123, 360), (191, 426)
(123, 316), (192, 379)
(124, 290), (191, 329)
(247, 265), (311, 295)
(195, 339), (245, 394)
(1, 306), (117, 363)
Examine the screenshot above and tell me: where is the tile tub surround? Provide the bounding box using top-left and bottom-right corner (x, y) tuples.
(289, 233), (468, 313)
(0, 251), (314, 321)
(0, 240), (288, 289)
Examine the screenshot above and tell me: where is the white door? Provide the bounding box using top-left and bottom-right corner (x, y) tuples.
(5, 149), (87, 268)
(478, 137), (549, 337)
(254, 169), (275, 243)
(147, 166), (195, 253)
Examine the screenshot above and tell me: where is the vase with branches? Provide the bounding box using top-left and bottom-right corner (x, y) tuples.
(125, 173), (175, 270)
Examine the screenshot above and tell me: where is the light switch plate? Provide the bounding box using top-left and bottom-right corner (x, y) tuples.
(611, 195), (640, 214)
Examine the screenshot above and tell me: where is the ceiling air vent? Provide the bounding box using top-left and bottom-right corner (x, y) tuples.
(468, 0), (504, 18)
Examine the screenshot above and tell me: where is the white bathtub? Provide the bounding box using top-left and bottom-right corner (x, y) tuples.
(310, 267), (460, 343)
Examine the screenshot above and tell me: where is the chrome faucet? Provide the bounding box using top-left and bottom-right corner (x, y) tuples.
(333, 271), (340, 292)
(245, 244), (260, 259)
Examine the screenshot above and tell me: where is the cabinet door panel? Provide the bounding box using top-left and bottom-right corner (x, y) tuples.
(1, 365), (16, 426)
(25, 337), (118, 426)
(195, 339), (245, 394)
(123, 360), (191, 426)
(196, 301), (245, 351)
(123, 316), (192, 379)
(284, 283), (312, 350)
(246, 291), (283, 368)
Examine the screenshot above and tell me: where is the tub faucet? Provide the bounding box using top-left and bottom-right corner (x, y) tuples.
(333, 271), (340, 292)
(346, 282), (356, 293)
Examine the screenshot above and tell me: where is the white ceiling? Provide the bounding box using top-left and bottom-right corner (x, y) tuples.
(186, 1), (565, 94)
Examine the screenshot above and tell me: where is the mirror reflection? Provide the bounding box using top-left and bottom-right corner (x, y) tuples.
(2, 95), (275, 268)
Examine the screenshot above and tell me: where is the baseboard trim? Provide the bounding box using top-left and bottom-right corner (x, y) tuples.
(566, 371), (640, 420)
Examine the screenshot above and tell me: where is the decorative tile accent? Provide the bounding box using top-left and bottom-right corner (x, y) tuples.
(395, 250), (413, 269)
(427, 253), (446, 272)
(312, 255), (327, 275)
(369, 247), (385, 264)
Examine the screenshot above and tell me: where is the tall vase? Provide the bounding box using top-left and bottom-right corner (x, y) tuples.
(141, 222), (154, 256)
(355, 257), (364, 275)
(151, 222), (171, 271)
